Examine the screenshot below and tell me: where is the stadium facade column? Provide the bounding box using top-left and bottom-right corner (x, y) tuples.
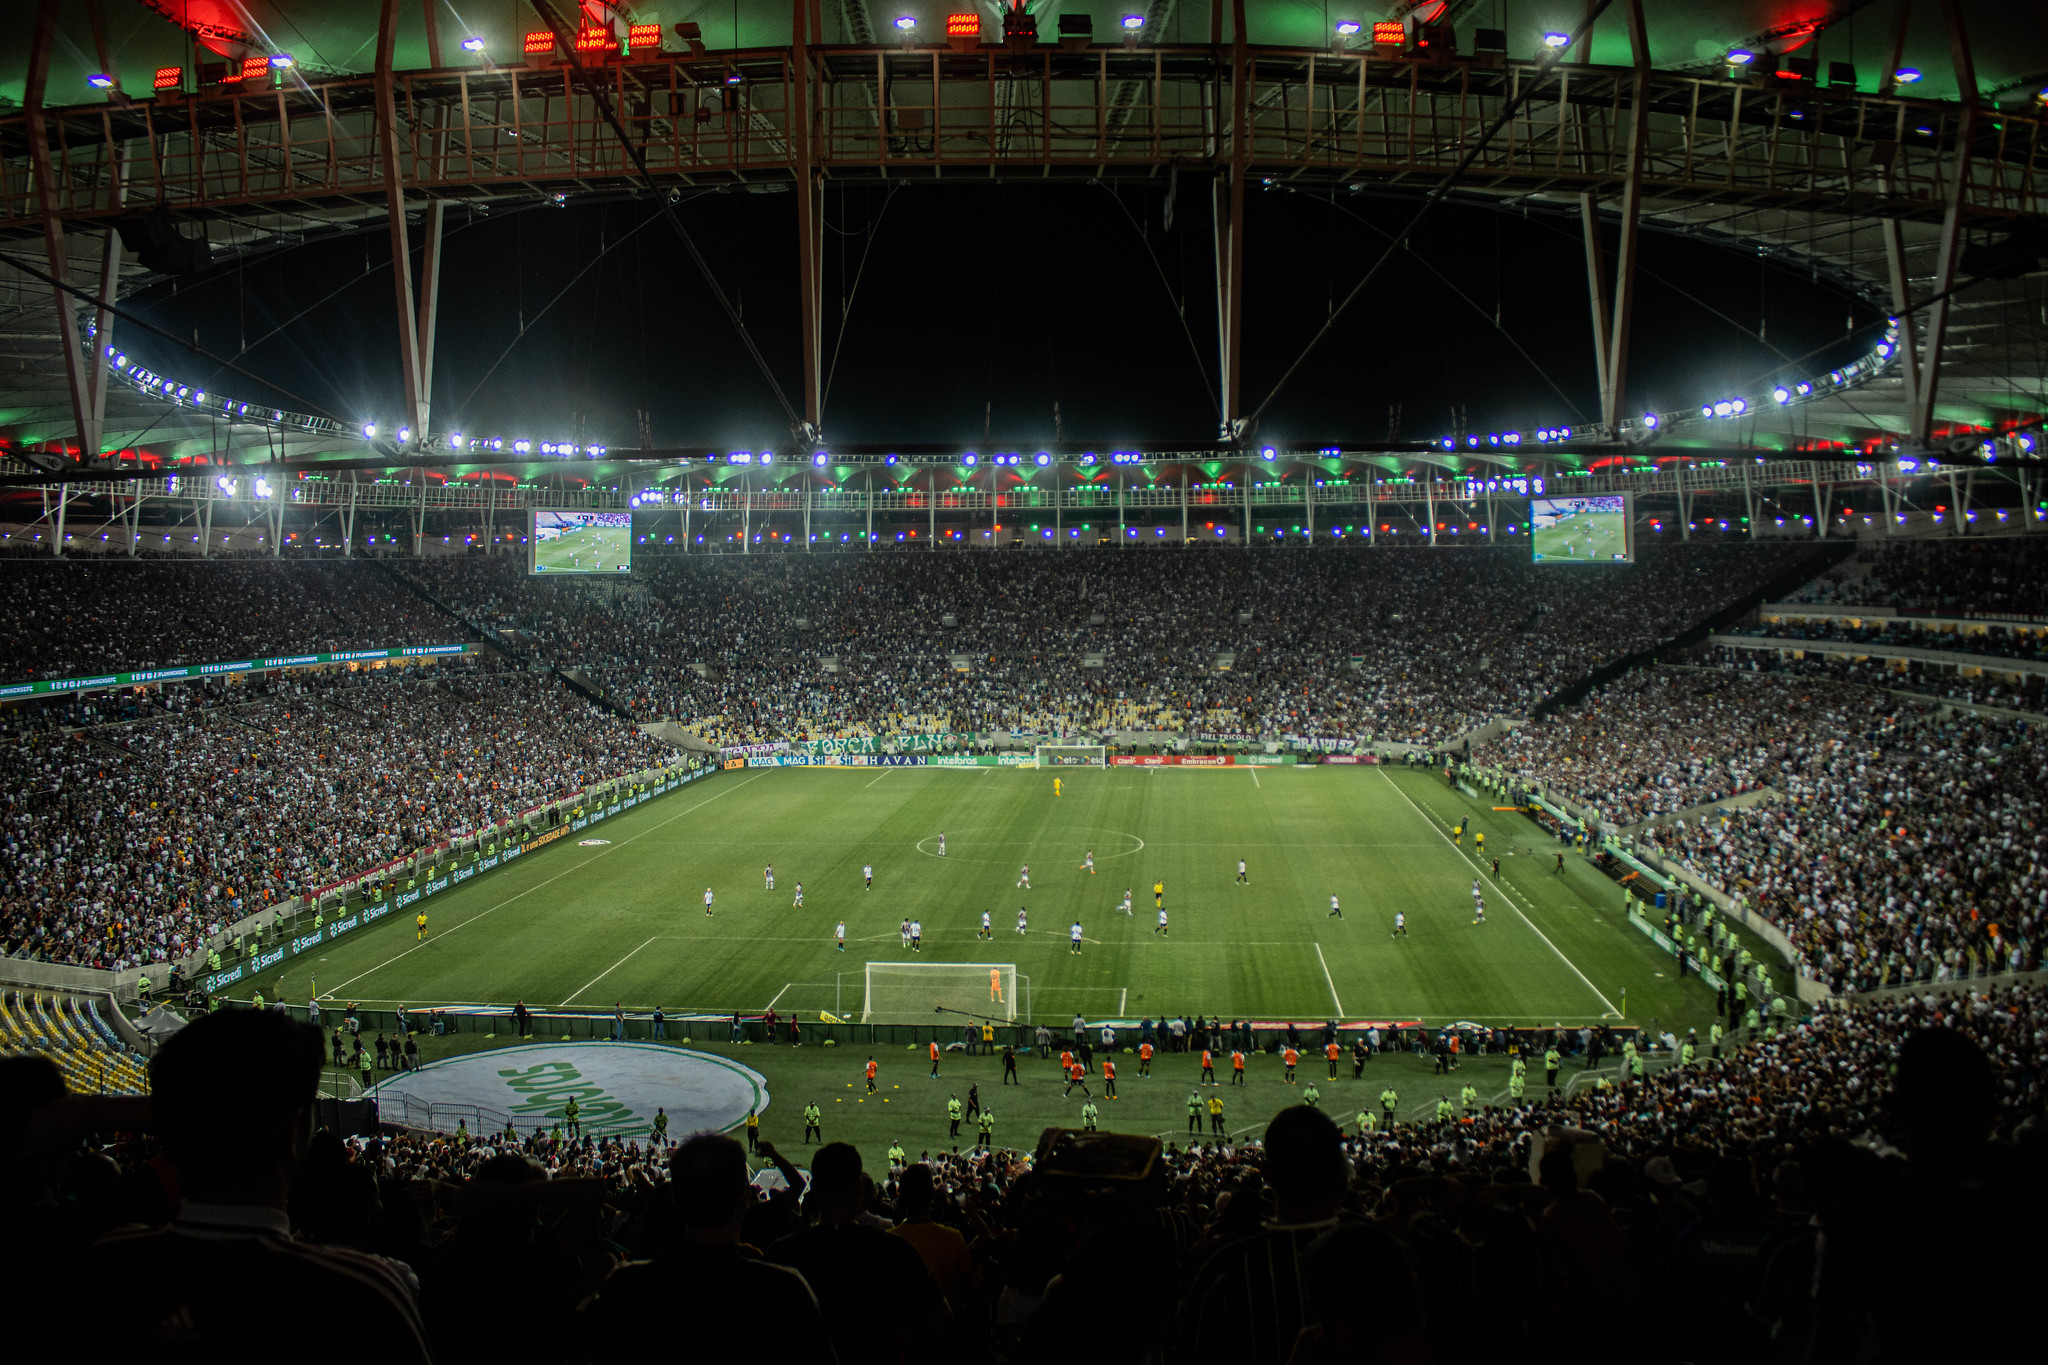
(1180, 468), (1189, 543)
(792, 0), (825, 440)
(804, 481), (812, 552)
(86, 147), (132, 464)
(343, 480), (358, 557)
(24, 0), (97, 466)
(1742, 464), (1758, 540)
(1302, 470), (1310, 543)
(1814, 480), (1830, 538)
(1211, 0), (1249, 442)
(376, 0), (441, 445)
(1241, 463), (1251, 548)
(1574, 0), (1650, 435)
(1910, 0), (1980, 447)
(1675, 463), (1690, 540)
(49, 483), (67, 557)
(1425, 476), (1436, 549)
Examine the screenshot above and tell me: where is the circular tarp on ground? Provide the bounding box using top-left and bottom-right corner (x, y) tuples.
(368, 1042), (767, 1137)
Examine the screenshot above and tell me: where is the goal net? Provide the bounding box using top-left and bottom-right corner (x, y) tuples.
(1035, 744), (1106, 767)
(861, 962), (1022, 1025)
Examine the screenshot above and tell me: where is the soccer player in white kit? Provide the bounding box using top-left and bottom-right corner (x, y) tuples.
(765, 864), (775, 891)
(1016, 907), (1029, 935)
(792, 882), (804, 908)
(1237, 859), (1248, 885)
(864, 863), (874, 890)
(1081, 850), (1094, 875)
(1155, 907), (1169, 937)
(938, 832), (946, 857)
(703, 887), (714, 918)
(1017, 863), (1031, 889)
(1119, 889), (1133, 915)
(1329, 894), (1342, 919)
(979, 910), (992, 941)
(835, 921), (845, 951)
(1069, 921), (1084, 955)
(910, 919), (923, 952)
(900, 919), (912, 948)
(1473, 896), (1486, 926)
(1392, 912), (1408, 938)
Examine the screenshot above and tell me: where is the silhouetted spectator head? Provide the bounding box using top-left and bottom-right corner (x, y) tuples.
(806, 1141), (865, 1224)
(0, 1055), (70, 1204)
(897, 1161), (936, 1217)
(1263, 1105), (1347, 1219)
(1892, 1026), (1996, 1154)
(150, 1007), (323, 1203)
(668, 1133), (750, 1233)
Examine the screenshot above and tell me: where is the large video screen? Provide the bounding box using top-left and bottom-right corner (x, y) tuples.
(530, 510), (632, 575)
(1531, 494), (1632, 564)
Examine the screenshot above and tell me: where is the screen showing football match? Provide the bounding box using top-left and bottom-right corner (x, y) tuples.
(1530, 494), (1632, 564)
(529, 510), (632, 575)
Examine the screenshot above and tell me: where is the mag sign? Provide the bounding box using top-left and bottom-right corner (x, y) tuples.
(1531, 493), (1632, 564)
(531, 510), (633, 575)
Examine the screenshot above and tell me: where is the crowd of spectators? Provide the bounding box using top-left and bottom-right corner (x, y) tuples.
(402, 541), (1815, 750)
(1480, 665), (2044, 992)
(1786, 534), (2048, 615)
(0, 657), (677, 972)
(10, 985), (2040, 1362)
(1714, 644), (2048, 713)
(0, 559), (456, 682)
(1727, 616), (2048, 663)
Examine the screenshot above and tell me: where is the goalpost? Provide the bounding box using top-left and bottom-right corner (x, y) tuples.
(1035, 744), (1106, 767)
(858, 962), (1026, 1025)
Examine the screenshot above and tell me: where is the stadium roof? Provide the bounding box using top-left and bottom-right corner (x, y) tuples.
(1, 1), (2044, 487)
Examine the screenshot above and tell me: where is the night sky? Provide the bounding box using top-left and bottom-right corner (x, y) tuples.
(117, 179), (1883, 452)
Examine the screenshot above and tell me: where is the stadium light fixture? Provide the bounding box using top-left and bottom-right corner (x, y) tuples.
(270, 53), (296, 69)
(962, 452), (978, 466)
(1260, 447), (1276, 460)
(1893, 67), (1922, 83)
(362, 423), (376, 438)
(895, 15), (917, 29)
(397, 426), (412, 443)
(1123, 14), (1144, 30)
(461, 36), (486, 53)
(813, 452), (829, 466)
(1035, 452), (1052, 466)
(1335, 21), (1361, 36)
(1726, 49), (1755, 65)
(1541, 32), (1569, 48)
(88, 73), (115, 89)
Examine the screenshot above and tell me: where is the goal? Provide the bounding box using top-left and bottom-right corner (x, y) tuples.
(859, 962), (1024, 1025)
(1035, 744), (1106, 767)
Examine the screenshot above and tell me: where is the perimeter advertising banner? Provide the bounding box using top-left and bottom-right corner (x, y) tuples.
(1108, 755), (1297, 767)
(800, 734), (976, 755)
(0, 643), (474, 700)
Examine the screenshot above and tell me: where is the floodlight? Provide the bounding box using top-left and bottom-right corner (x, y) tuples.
(813, 452), (829, 466)
(1893, 67), (1922, 83)
(1642, 414), (1659, 429)
(362, 423), (377, 438)
(88, 73), (115, 89)
(962, 452), (978, 466)
(397, 426), (411, 443)
(895, 15), (917, 30)
(1726, 49), (1755, 65)
(1541, 32), (1569, 48)
(1122, 14), (1144, 30)
(1773, 387), (1791, 403)
(462, 36), (486, 53)
(1035, 452), (1051, 466)
(270, 53), (295, 69)
(1335, 22), (1361, 36)
(1260, 447), (1276, 460)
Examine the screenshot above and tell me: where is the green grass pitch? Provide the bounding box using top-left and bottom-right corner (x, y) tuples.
(531, 523), (630, 574)
(245, 766), (1740, 1147)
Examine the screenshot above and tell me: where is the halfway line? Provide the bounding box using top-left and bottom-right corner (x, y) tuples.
(1314, 941), (1344, 1015)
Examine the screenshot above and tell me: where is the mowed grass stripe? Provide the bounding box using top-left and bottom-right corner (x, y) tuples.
(250, 766), (1713, 1029)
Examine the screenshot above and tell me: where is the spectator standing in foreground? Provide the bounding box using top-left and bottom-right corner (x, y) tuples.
(767, 1143), (944, 1365)
(80, 1010), (431, 1361)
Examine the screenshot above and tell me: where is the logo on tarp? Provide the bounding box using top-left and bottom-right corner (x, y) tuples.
(367, 1042), (767, 1137)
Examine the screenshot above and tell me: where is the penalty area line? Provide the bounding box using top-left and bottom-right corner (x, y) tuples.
(1378, 769), (1621, 1017)
(319, 772), (766, 999)
(561, 934), (664, 1007)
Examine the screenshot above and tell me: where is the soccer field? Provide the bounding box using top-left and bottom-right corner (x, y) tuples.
(263, 766), (1709, 1031)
